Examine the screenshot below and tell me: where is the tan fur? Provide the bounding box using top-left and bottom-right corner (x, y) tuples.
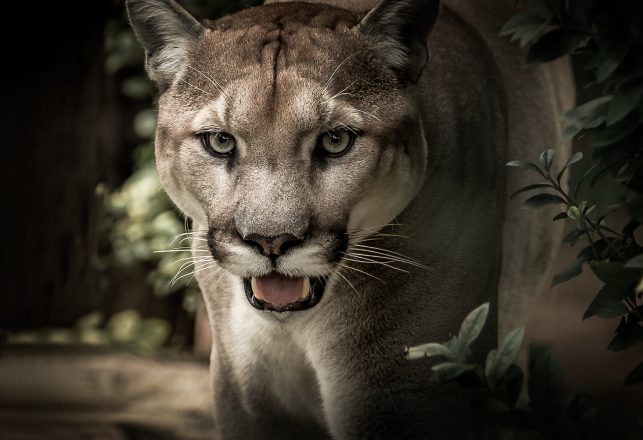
(128, 0), (574, 438)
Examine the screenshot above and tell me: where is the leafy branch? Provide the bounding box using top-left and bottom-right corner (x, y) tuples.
(406, 304), (597, 439)
(507, 149), (643, 386)
(500, 0), (643, 388)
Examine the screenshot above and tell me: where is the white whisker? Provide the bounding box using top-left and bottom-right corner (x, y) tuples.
(342, 254), (410, 273)
(170, 261), (198, 286)
(186, 65), (228, 97)
(346, 222), (401, 232)
(332, 267), (359, 295)
(179, 78), (215, 98)
(170, 255), (213, 265)
(324, 80), (357, 103)
(347, 252), (425, 271)
(352, 108), (382, 122)
(331, 121), (359, 135)
(351, 245), (428, 269)
(170, 263), (218, 287)
(322, 54), (354, 94)
(153, 247), (209, 254)
(336, 261), (385, 282)
(352, 244), (417, 260)
(178, 236), (209, 246)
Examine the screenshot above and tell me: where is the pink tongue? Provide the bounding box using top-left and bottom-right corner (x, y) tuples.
(254, 273), (305, 305)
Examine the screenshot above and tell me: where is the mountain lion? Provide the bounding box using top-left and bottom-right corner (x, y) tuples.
(127, 0), (574, 438)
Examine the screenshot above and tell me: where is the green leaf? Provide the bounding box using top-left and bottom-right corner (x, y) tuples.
(500, 11), (550, 47)
(562, 228), (584, 246)
(443, 335), (462, 359)
(495, 365), (525, 407)
(539, 149), (555, 171)
(606, 80), (643, 126)
(486, 327), (526, 386)
(596, 45), (630, 83)
(590, 261), (642, 287)
(528, 348), (566, 418)
(506, 160), (542, 173)
(75, 311), (104, 331)
(523, 193), (567, 208)
(561, 96), (612, 141)
(510, 182), (555, 199)
(624, 361), (643, 386)
(553, 212), (568, 221)
(107, 310), (142, 343)
(591, 113), (640, 147)
(134, 318), (171, 354)
(121, 75), (155, 100)
(456, 303), (490, 352)
(608, 316), (643, 351)
(527, 29), (589, 64)
(77, 329), (108, 345)
(624, 253), (643, 268)
(567, 205), (581, 221)
(590, 162), (620, 186)
(556, 151), (583, 183)
(431, 362), (476, 383)
(552, 255), (587, 286)
(44, 329), (74, 344)
(565, 151), (584, 166)
(582, 284), (629, 320)
(406, 342), (457, 361)
(484, 349), (499, 378)
(133, 109), (158, 139)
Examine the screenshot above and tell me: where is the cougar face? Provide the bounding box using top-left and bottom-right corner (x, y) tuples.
(129, 1), (432, 312)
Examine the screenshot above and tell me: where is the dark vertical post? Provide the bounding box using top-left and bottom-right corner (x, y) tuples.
(0, 2), (119, 328)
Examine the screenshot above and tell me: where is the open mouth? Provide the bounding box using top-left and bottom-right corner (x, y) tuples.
(243, 273), (326, 312)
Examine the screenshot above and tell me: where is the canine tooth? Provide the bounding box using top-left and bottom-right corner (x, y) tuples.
(299, 277), (311, 301)
(250, 277), (263, 300)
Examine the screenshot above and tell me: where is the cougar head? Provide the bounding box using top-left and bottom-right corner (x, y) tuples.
(127, 0), (437, 312)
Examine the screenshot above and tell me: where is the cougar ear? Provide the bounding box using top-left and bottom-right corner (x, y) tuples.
(126, 0), (204, 88)
(359, 0), (440, 83)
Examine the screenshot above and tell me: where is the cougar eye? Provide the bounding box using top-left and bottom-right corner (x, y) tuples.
(201, 131), (236, 156)
(317, 129), (355, 157)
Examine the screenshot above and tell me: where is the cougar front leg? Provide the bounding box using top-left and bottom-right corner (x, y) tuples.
(310, 338), (486, 440)
(210, 359), (330, 440)
(303, 271), (497, 440)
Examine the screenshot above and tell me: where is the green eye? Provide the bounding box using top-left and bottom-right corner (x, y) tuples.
(317, 129), (355, 156)
(201, 131), (236, 156)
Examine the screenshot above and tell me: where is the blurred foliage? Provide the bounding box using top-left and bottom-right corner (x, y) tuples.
(100, 0), (260, 315)
(99, 146), (202, 313)
(508, 150), (643, 385)
(8, 310), (170, 356)
(502, 0), (643, 386)
(407, 304), (601, 439)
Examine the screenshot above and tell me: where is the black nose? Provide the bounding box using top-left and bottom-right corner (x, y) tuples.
(243, 233), (303, 258)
